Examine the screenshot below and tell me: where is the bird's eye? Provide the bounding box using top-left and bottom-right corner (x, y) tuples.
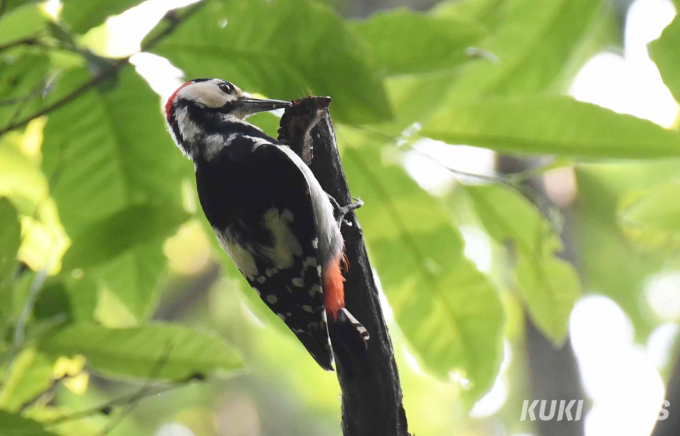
(219, 82), (233, 94)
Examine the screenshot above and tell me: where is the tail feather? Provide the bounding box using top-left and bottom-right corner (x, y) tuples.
(329, 307), (369, 359)
(295, 328), (334, 371)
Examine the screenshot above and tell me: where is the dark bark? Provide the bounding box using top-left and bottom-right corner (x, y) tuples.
(278, 97), (409, 436)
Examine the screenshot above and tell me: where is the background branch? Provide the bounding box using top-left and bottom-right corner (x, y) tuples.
(279, 97), (410, 436)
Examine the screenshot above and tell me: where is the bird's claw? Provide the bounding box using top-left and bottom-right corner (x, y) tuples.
(328, 195), (363, 228)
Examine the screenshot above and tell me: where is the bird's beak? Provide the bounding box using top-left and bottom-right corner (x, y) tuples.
(236, 97), (292, 117)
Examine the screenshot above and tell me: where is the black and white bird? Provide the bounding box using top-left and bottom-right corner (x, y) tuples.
(164, 78), (368, 370)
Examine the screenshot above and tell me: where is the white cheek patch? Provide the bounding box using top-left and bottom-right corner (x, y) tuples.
(175, 107), (201, 147)
(214, 228), (258, 280)
(260, 207), (303, 269)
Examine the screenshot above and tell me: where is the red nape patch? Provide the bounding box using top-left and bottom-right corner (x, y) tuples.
(323, 256), (346, 321)
(164, 81), (192, 120)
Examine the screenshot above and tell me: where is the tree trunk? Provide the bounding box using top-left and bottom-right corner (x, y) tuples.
(279, 97), (410, 436)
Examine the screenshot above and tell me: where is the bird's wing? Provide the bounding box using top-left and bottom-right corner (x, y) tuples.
(209, 142), (333, 370)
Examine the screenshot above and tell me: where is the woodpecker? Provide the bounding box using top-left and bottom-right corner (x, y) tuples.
(164, 78), (368, 370)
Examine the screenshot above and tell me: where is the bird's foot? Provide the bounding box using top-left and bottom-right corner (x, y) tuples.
(328, 195), (363, 228)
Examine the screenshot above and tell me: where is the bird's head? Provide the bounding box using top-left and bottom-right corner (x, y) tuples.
(164, 78), (290, 159)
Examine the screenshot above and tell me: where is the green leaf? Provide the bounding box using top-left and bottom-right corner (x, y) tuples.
(41, 67), (191, 320)
(440, 0), (604, 97)
(344, 143), (504, 402)
(62, 204), (189, 270)
(421, 96), (680, 158)
(0, 348), (55, 412)
(0, 5), (48, 47)
(38, 323), (244, 381)
(618, 180), (680, 252)
(42, 67), (188, 231)
(61, 0), (143, 34)
(433, 0), (505, 26)
(375, 0), (602, 134)
(93, 242), (168, 322)
(23, 408), (104, 436)
(149, 0), (391, 125)
(0, 135), (67, 273)
(33, 275), (99, 324)
(0, 0), (40, 17)
(0, 54), (49, 129)
(650, 16), (680, 103)
(0, 198), (20, 286)
(0, 410), (59, 436)
(349, 8), (484, 76)
(464, 185), (580, 343)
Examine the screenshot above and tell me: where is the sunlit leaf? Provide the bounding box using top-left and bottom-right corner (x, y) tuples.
(38, 322), (244, 381)
(0, 136), (67, 272)
(149, 0), (391, 125)
(619, 180), (680, 252)
(344, 144), (504, 402)
(41, 67), (190, 320)
(349, 8), (484, 76)
(0, 348), (55, 412)
(61, 0), (143, 34)
(422, 96), (680, 158)
(463, 185), (580, 343)
(42, 67), (188, 230)
(375, 0), (603, 134)
(23, 407), (104, 436)
(649, 15), (680, 104)
(440, 0), (604, 97)
(0, 4), (48, 47)
(0, 410), (59, 436)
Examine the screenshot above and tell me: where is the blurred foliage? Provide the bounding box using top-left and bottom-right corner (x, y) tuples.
(0, 0), (678, 435)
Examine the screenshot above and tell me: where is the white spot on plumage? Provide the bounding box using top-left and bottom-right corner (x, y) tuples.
(317, 265), (322, 276)
(257, 276), (266, 284)
(311, 238), (319, 249)
(266, 268), (278, 277)
(277, 313), (286, 321)
(213, 228), (258, 280)
(303, 257), (317, 268)
(260, 207), (303, 269)
(253, 287), (260, 295)
(312, 284), (322, 293)
(266, 295), (278, 304)
(292, 277), (304, 287)
(302, 305), (313, 313)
